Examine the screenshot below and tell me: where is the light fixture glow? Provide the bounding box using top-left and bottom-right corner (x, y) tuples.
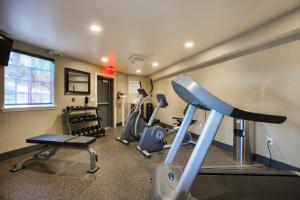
(184, 41), (194, 48)
(136, 69), (141, 73)
(152, 62), (159, 67)
(101, 56), (108, 63)
(90, 24), (101, 32)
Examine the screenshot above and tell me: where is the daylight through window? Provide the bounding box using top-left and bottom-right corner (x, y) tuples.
(4, 51), (55, 108)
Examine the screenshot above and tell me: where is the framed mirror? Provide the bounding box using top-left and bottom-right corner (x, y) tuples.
(65, 68), (90, 94)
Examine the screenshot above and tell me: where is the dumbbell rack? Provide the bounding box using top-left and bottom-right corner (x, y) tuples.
(63, 106), (105, 137)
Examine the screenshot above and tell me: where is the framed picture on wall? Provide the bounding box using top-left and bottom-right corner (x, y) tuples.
(65, 68), (90, 94)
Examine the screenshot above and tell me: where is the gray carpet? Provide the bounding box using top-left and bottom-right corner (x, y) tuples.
(0, 127), (240, 200)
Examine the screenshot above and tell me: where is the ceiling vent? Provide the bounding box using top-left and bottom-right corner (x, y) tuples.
(48, 49), (64, 57)
(128, 53), (153, 64)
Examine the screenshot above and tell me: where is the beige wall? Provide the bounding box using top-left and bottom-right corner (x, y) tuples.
(152, 40), (300, 168)
(0, 40), (153, 153)
(0, 40), (129, 153)
(150, 9), (300, 168)
(115, 73), (152, 123)
(116, 72), (128, 123)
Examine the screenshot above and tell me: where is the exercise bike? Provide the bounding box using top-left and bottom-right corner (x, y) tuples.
(116, 88), (149, 144)
(137, 96), (199, 158)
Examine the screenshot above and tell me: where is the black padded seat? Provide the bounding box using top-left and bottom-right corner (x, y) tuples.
(156, 94), (168, 108)
(26, 134), (95, 147)
(66, 136), (96, 146)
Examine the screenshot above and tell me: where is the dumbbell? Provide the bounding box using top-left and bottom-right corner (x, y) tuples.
(93, 127), (98, 134)
(89, 115), (95, 121)
(66, 106), (71, 112)
(67, 106), (77, 112)
(70, 117), (78, 123)
(83, 115), (89, 121)
(89, 128), (94, 134)
(83, 128), (89, 135)
(79, 129), (85, 136)
(83, 127), (90, 135)
(95, 126), (102, 134)
(77, 116), (83, 122)
(72, 129), (81, 135)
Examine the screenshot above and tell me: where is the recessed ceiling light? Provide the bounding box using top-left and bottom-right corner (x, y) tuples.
(90, 24), (101, 32)
(101, 56), (108, 63)
(184, 41), (194, 48)
(136, 69), (141, 73)
(152, 62), (159, 67)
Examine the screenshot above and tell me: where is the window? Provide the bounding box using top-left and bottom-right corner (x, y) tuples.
(4, 51), (55, 109)
(128, 80), (141, 93)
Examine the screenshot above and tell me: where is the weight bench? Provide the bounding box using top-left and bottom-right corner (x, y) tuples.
(10, 134), (99, 173)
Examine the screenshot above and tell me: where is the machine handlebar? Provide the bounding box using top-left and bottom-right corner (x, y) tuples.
(138, 88), (148, 97)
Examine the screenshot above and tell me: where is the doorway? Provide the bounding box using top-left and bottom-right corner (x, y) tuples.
(97, 75), (114, 128)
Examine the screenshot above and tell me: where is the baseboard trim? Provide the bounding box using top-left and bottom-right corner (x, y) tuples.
(116, 122), (123, 127)
(157, 121), (173, 129)
(159, 122), (299, 171)
(212, 140), (300, 171)
(0, 144), (44, 162)
(212, 140), (233, 152)
(2, 125), (298, 171)
(253, 153), (300, 171)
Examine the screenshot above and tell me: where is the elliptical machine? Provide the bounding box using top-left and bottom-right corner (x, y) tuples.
(116, 88), (149, 144)
(137, 96), (200, 158)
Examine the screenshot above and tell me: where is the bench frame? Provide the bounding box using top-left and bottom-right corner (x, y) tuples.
(10, 144), (99, 173)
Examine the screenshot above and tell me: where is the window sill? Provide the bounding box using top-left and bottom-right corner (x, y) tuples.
(1, 105), (57, 112)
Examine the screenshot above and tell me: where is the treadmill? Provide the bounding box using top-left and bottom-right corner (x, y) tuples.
(151, 75), (300, 200)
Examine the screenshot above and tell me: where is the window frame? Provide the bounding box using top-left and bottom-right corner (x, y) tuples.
(2, 49), (56, 111)
(128, 80), (141, 94)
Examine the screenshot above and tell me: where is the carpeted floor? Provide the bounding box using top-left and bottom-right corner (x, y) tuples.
(0, 127), (240, 200)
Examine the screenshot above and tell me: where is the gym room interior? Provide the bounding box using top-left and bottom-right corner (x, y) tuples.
(0, 1), (300, 200)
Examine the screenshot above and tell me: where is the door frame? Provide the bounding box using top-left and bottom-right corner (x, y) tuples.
(95, 72), (116, 128)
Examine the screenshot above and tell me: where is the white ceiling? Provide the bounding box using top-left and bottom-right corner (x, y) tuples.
(1, 0), (299, 75)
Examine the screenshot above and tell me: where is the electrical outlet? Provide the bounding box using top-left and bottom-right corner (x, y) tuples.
(267, 137), (273, 146)
(199, 122), (204, 128)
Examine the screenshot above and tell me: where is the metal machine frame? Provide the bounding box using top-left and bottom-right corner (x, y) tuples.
(150, 75), (296, 200)
(137, 94), (168, 158)
(116, 88), (149, 144)
(11, 134), (99, 173)
(11, 145), (98, 173)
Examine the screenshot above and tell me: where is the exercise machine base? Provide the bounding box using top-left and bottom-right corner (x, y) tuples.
(137, 144), (172, 159)
(116, 136), (129, 145)
(151, 164), (300, 200)
(10, 145), (99, 174)
(10, 134), (99, 174)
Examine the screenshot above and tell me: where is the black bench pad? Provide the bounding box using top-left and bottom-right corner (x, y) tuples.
(66, 136), (96, 146)
(26, 134), (96, 147)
